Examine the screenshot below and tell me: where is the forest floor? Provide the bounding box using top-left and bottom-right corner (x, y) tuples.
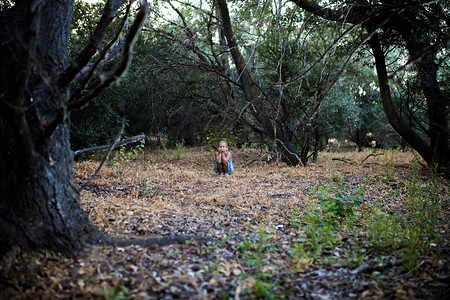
(1, 147), (449, 299)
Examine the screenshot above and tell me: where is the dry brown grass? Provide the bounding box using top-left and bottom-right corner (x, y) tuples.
(1, 147), (448, 299)
(76, 147), (421, 236)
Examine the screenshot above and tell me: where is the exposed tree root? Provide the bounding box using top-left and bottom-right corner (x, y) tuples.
(102, 235), (217, 248)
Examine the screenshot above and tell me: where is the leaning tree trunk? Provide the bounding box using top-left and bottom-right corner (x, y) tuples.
(370, 34), (450, 175)
(0, 1), (102, 257)
(414, 51), (450, 173)
(216, 0), (300, 165)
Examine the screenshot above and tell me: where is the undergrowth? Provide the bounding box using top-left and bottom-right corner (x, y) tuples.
(107, 148), (446, 299)
(219, 157), (449, 298)
(19, 147), (444, 300)
(287, 156), (445, 282)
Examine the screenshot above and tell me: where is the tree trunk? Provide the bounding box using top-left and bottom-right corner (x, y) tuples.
(370, 34), (450, 175)
(291, 0), (449, 176)
(0, 125), (103, 257)
(0, 1), (103, 257)
(414, 52), (450, 173)
(216, 0), (300, 165)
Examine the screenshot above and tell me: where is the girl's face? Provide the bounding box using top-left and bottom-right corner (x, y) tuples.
(218, 142), (228, 152)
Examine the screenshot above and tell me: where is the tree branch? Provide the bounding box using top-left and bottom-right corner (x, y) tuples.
(68, 2), (149, 111)
(369, 34), (432, 163)
(57, 0), (129, 91)
(71, 2), (132, 92)
(72, 39), (125, 84)
(74, 134), (145, 157)
(290, 0), (345, 22)
(79, 124), (125, 192)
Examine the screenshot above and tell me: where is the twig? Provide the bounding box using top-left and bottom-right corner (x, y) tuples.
(110, 235), (216, 247)
(243, 159), (259, 168)
(361, 152), (384, 163)
(79, 124), (125, 192)
(332, 157), (352, 163)
(351, 259), (404, 275)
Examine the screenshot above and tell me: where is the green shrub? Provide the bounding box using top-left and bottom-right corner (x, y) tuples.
(174, 140), (185, 160)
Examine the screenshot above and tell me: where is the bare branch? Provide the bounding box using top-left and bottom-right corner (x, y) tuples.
(68, 3), (149, 111)
(72, 39), (125, 84)
(71, 2), (132, 89)
(79, 123), (125, 192)
(74, 134), (145, 157)
(361, 152), (384, 164)
(57, 0), (129, 91)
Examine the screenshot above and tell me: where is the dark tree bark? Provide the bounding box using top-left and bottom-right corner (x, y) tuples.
(371, 34), (449, 173)
(0, 0), (148, 257)
(291, 0), (450, 175)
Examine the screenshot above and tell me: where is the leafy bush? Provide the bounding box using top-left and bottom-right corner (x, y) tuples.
(174, 141), (185, 160)
(318, 186), (364, 220)
(316, 170), (364, 222)
(111, 140), (145, 174)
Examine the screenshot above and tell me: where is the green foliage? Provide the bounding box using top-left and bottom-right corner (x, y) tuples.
(367, 212), (406, 252)
(358, 159), (442, 273)
(82, 274), (97, 286)
(342, 248), (365, 269)
(69, 0), (106, 57)
(111, 140), (145, 174)
(205, 127), (236, 152)
(240, 143), (250, 155)
(174, 141), (185, 160)
(383, 150), (396, 182)
(159, 135), (169, 158)
(286, 159), (444, 274)
(302, 204), (337, 255)
(238, 229), (277, 272)
(105, 284), (128, 300)
(244, 277), (281, 300)
(404, 159), (443, 254)
(70, 100), (126, 150)
(317, 170), (364, 222)
(318, 186), (364, 220)
(236, 228), (284, 299)
(289, 243), (314, 271)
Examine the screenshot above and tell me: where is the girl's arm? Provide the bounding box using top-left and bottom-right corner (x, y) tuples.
(216, 151), (222, 163)
(222, 152), (231, 163)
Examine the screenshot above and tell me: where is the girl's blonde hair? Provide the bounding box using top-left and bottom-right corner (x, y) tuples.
(218, 140), (228, 147)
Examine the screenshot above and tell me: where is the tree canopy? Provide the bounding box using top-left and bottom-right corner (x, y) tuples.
(69, 0), (448, 172)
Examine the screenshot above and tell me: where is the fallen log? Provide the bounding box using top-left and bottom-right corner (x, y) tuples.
(73, 134), (145, 158)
